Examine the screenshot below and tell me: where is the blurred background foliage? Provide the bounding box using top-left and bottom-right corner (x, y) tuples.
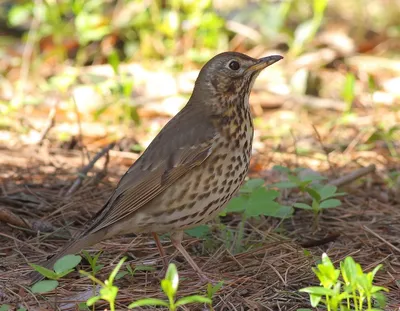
(0, 0), (399, 145)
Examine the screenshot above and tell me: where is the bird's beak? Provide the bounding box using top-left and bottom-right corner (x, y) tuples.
(247, 55), (283, 72)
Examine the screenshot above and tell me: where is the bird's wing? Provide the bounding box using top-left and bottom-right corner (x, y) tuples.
(86, 107), (218, 234)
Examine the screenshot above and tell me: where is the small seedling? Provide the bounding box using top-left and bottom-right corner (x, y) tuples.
(115, 264), (156, 280)
(29, 254), (82, 293)
(206, 281), (224, 311)
(80, 256), (127, 311)
(223, 178), (293, 253)
(128, 263), (211, 310)
(272, 166), (346, 228)
(81, 250), (104, 276)
(293, 184), (345, 227)
(300, 253), (388, 311)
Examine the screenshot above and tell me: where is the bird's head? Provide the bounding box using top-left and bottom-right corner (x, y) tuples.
(191, 52), (283, 111)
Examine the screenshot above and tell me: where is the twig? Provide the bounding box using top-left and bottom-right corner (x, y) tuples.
(363, 225), (400, 253)
(38, 106), (57, 145)
(328, 164), (376, 187)
(312, 124), (336, 178)
(66, 142), (116, 195)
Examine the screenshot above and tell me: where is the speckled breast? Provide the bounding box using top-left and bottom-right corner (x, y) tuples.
(137, 112), (254, 234)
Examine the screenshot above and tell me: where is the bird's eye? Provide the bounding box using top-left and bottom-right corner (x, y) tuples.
(228, 60), (240, 70)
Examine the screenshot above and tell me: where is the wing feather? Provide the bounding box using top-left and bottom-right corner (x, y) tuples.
(84, 106), (217, 235)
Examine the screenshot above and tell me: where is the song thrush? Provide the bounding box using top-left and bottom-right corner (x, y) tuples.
(30, 52), (282, 283)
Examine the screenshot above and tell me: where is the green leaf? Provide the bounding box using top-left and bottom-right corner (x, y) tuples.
(293, 203), (312, 210)
(225, 196), (247, 213)
(242, 178), (265, 191)
(17, 308), (27, 311)
(99, 285), (118, 302)
(320, 199), (341, 209)
(8, 4), (32, 26)
(0, 305), (11, 311)
(372, 291), (387, 307)
(78, 302), (89, 310)
(164, 263), (179, 293)
(309, 293), (322, 307)
(133, 265), (156, 273)
(299, 286), (333, 295)
(305, 187), (321, 201)
(54, 255), (82, 274)
(109, 256), (127, 283)
(318, 185), (338, 200)
(55, 269), (75, 278)
(175, 295), (212, 306)
(115, 271), (129, 280)
(271, 181), (297, 189)
(185, 225), (210, 238)
(245, 188), (282, 217)
(300, 174), (327, 182)
(86, 296), (101, 306)
(272, 165), (290, 173)
(31, 280), (59, 293)
(207, 281), (224, 298)
(29, 264), (58, 279)
(128, 298), (169, 308)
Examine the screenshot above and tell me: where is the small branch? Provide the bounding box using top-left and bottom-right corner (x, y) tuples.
(363, 226), (400, 253)
(38, 106), (57, 145)
(328, 164), (376, 187)
(66, 142), (116, 195)
(312, 124), (336, 178)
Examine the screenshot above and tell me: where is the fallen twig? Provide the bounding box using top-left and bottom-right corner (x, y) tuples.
(66, 142), (116, 195)
(37, 106), (57, 145)
(363, 225), (400, 253)
(329, 164), (376, 187)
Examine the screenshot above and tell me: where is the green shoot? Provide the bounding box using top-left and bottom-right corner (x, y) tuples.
(129, 263), (211, 310)
(80, 256), (127, 311)
(300, 253), (388, 311)
(29, 254), (82, 293)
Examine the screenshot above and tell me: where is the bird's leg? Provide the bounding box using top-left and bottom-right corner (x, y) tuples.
(170, 231), (212, 282)
(152, 232), (169, 269)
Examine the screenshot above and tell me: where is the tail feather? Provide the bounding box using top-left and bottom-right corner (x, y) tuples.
(29, 231), (105, 284)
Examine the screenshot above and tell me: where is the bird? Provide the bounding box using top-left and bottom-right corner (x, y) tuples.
(30, 51), (283, 283)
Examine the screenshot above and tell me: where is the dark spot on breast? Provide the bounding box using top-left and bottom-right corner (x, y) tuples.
(216, 164), (223, 175)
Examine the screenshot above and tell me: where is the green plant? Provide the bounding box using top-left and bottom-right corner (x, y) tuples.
(289, 0), (328, 56)
(367, 124), (400, 157)
(29, 254), (82, 293)
(206, 281), (224, 311)
(80, 256), (127, 311)
(342, 73), (356, 114)
(223, 178), (293, 253)
(115, 264), (156, 280)
(272, 166), (345, 227)
(82, 250), (104, 276)
(300, 253), (388, 311)
(128, 263), (211, 310)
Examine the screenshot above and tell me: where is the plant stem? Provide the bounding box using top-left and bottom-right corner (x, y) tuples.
(235, 214), (247, 254)
(326, 295), (331, 311)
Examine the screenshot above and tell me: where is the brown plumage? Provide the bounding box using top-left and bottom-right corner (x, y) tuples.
(30, 52), (282, 283)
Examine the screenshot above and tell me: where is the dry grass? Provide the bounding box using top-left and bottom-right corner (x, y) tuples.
(1, 141), (399, 311)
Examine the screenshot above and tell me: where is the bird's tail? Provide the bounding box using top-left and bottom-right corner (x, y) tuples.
(29, 231), (105, 284)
